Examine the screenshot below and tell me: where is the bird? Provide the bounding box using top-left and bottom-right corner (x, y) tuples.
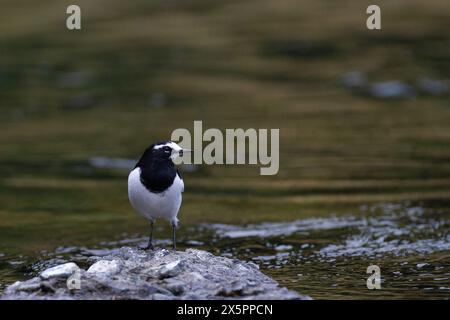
(128, 141), (190, 250)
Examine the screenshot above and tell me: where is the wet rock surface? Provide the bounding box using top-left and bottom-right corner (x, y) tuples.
(340, 71), (450, 99)
(369, 81), (416, 99)
(1, 247), (308, 300)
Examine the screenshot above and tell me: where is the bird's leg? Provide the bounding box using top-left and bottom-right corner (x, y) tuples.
(172, 222), (177, 251)
(140, 220), (154, 250)
(147, 220), (155, 250)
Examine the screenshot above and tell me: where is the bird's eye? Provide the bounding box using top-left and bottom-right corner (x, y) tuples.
(164, 147), (171, 153)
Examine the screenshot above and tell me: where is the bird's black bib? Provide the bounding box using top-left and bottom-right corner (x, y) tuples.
(135, 144), (177, 193)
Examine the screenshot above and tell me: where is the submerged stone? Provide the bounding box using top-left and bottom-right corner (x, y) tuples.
(369, 81), (416, 99)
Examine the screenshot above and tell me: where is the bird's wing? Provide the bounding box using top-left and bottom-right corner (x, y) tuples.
(177, 170), (184, 192)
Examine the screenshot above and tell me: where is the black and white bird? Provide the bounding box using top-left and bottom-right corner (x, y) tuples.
(128, 141), (190, 250)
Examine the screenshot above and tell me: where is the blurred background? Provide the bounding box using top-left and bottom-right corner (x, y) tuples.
(0, 0), (449, 299)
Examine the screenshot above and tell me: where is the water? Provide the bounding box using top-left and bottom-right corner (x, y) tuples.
(0, 0), (449, 301)
(1, 202), (448, 299)
(206, 203), (450, 299)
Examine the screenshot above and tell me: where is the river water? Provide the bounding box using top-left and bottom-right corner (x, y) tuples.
(1, 202), (448, 299)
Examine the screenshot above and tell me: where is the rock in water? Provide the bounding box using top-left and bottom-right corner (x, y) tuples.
(369, 81), (416, 99)
(1, 247), (310, 300)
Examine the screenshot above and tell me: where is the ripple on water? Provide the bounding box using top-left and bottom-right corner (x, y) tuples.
(203, 203), (449, 298)
(206, 203), (449, 260)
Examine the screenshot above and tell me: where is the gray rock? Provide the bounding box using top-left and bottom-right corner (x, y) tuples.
(1, 247), (309, 300)
(158, 260), (183, 279)
(340, 71), (368, 89)
(87, 260), (122, 275)
(369, 81), (416, 99)
(40, 262), (80, 280)
(7, 278), (42, 292)
(417, 78), (450, 95)
(416, 263), (428, 268)
(274, 244), (293, 251)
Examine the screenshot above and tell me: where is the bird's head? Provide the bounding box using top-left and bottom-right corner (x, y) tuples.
(151, 141), (191, 161)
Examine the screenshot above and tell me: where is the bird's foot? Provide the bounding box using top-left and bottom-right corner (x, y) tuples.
(139, 243), (154, 251)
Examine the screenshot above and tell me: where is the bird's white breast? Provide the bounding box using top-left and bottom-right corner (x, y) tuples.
(128, 168), (183, 224)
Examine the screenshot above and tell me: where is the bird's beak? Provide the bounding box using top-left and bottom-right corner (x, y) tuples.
(179, 149), (192, 157)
